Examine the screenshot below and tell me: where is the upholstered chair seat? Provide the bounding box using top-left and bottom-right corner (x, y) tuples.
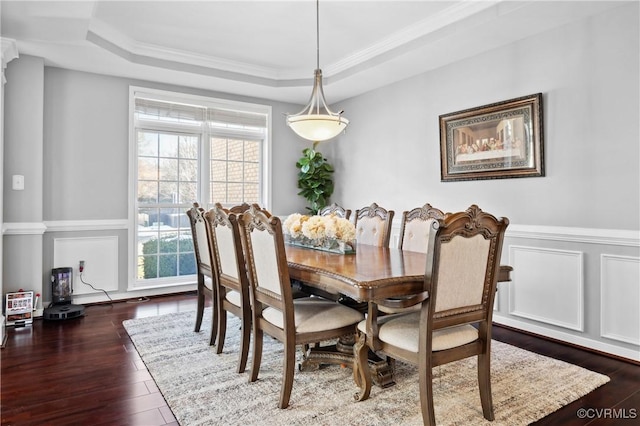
(263, 297), (364, 334)
(225, 289), (241, 306)
(357, 314), (479, 352)
(203, 275), (214, 291)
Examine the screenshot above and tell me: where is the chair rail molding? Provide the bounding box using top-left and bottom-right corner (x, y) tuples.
(3, 219), (129, 235)
(44, 219), (129, 232)
(391, 222), (639, 249)
(505, 224), (640, 247)
(2, 222), (47, 235)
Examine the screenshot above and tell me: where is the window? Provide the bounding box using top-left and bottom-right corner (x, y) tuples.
(129, 87), (271, 289)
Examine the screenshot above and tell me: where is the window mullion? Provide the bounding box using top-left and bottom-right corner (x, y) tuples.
(201, 128), (211, 209)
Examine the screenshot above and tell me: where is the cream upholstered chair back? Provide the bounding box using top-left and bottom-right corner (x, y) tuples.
(319, 202), (351, 220)
(377, 203), (444, 314)
(185, 202), (217, 344)
(398, 203), (445, 253)
(434, 234), (489, 313)
(429, 204), (508, 322)
(354, 202), (395, 247)
(205, 203), (252, 373)
(210, 209), (241, 281)
(187, 203), (213, 272)
(240, 206), (292, 304)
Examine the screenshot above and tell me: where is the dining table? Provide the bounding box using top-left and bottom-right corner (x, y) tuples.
(285, 242), (513, 386)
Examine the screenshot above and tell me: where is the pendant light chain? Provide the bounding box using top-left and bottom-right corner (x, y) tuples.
(316, 0), (320, 71)
(285, 0), (349, 142)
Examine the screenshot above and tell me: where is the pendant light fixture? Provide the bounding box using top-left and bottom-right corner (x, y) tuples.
(286, 0), (349, 142)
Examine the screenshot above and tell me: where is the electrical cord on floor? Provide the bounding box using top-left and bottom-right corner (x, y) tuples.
(126, 296), (150, 303)
(80, 271), (113, 303)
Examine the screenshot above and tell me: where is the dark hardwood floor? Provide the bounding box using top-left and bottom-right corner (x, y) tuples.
(1, 293), (638, 425)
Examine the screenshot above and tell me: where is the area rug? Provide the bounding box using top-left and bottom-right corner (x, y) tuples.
(123, 309), (609, 425)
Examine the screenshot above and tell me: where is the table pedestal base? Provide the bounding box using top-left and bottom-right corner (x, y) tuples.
(294, 282), (395, 387)
(298, 335), (395, 388)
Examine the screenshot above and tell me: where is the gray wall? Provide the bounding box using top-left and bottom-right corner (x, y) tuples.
(321, 3), (640, 361)
(40, 68), (306, 221)
(4, 55), (44, 222)
(326, 3), (639, 230)
(3, 61), (307, 303)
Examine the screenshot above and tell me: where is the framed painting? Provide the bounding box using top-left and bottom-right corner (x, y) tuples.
(439, 93), (544, 182)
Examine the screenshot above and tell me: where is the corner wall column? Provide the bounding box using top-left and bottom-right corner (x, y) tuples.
(1, 37), (20, 345)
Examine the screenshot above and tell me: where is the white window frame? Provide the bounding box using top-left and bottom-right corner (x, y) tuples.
(128, 86), (272, 290)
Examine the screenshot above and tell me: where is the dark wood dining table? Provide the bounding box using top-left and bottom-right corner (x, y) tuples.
(286, 243), (512, 302)
(285, 243), (512, 385)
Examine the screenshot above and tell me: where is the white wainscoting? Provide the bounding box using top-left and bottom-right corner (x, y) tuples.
(494, 225), (639, 362)
(53, 236), (119, 297)
(508, 245), (584, 332)
(391, 222), (640, 361)
(601, 254), (640, 345)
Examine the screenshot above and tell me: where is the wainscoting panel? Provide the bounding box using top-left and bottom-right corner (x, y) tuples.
(508, 245), (584, 331)
(601, 254), (640, 345)
(53, 236), (119, 296)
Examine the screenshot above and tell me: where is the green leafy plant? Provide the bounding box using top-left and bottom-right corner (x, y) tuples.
(296, 141), (334, 214)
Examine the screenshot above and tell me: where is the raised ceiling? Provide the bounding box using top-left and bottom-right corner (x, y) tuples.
(0, 1), (623, 104)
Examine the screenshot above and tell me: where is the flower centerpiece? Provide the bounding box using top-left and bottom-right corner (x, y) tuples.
(283, 213), (356, 254)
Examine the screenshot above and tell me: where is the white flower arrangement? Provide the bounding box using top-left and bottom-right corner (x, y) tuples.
(283, 213), (356, 253)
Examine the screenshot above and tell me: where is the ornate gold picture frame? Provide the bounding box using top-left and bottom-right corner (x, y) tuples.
(439, 93), (544, 182)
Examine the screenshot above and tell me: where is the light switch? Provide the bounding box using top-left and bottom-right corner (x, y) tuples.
(12, 175), (24, 190)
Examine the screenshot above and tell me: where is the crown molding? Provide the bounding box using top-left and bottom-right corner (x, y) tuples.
(87, 19), (282, 81)
(325, 0), (500, 76)
(1, 37), (19, 83)
(85, 1), (503, 86)
(1, 38), (19, 64)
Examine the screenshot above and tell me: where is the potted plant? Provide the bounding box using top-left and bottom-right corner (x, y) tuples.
(296, 141), (334, 214)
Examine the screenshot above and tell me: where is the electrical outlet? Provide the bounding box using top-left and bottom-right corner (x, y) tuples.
(79, 260), (85, 272)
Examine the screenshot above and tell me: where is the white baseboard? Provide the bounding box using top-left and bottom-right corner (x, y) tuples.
(0, 315), (5, 348)
(493, 313), (640, 362)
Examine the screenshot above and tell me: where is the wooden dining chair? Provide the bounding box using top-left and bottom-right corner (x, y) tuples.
(186, 202), (217, 346)
(353, 202), (395, 247)
(353, 205), (509, 425)
(318, 202), (351, 220)
(238, 206), (364, 409)
(204, 203), (252, 373)
(398, 203), (446, 252)
(378, 203), (446, 315)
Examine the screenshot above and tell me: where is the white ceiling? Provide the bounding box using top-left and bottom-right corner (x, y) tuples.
(0, 1), (624, 104)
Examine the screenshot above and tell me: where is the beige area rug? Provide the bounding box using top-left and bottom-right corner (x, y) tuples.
(123, 309), (609, 425)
